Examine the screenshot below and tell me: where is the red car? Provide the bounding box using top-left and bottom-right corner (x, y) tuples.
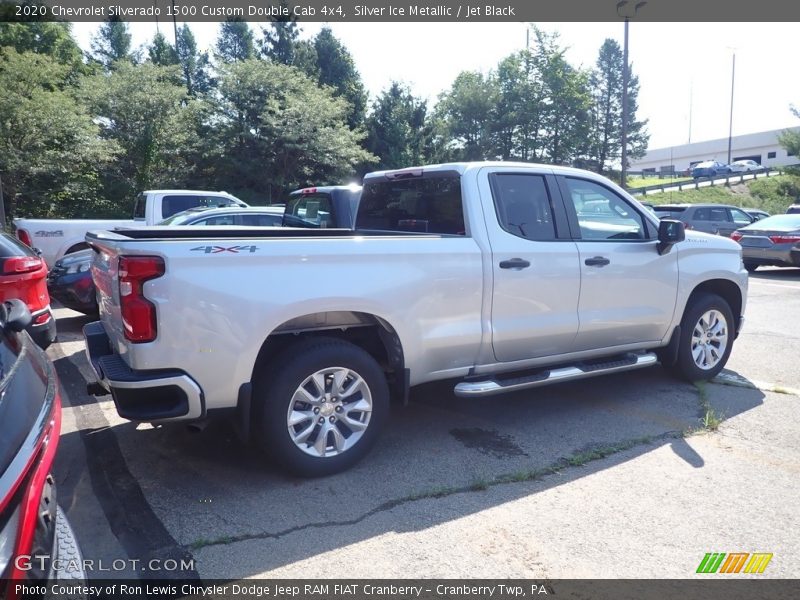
(1, 299), (83, 594)
(0, 233), (56, 348)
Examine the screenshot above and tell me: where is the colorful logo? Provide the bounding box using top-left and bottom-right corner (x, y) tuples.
(696, 552), (773, 574)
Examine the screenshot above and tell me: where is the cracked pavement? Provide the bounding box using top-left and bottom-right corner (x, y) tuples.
(51, 267), (800, 579)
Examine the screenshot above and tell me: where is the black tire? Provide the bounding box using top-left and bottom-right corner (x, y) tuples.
(670, 292), (735, 382)
(254, 337), (389, 477)
(743, 261), (759, 273)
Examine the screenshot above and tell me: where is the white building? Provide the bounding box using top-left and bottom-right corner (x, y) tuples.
(630, 127), (800, 174)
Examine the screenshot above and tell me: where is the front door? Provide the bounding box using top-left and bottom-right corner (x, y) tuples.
(559, 176), (679, 352)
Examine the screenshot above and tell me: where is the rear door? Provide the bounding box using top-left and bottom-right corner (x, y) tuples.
(558, 176), (678, 351)
(693, 206), (730, 235)
(480, 167), (581, 362)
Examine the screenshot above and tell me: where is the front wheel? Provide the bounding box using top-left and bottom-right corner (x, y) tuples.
(670, 293), (735, 381)
(254, 337), (389, 477)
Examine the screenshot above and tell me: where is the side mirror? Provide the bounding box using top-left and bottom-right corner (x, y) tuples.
(0, 299), (33, 333)
(657, 219), (685, 255)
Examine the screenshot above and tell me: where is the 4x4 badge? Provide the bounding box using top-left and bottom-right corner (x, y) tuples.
(190, 245), (259, 254)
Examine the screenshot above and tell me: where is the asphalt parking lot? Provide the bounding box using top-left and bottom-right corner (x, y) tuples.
(49, 268), (800, 580)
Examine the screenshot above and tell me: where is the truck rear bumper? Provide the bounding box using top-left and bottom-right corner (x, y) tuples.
(83, 321), (204, 422)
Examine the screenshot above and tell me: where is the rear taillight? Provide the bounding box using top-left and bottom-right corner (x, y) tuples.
(731, 231), (743, 242)
(16, 229), (33, 247)
(33, 312), (51, 325)
(768, 235), (800, 244)
(6, 393), (61, 586)
(119, 256), (164, 343)
(2, 256), (43, 275)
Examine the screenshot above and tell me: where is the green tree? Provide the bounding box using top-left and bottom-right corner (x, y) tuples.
(148, 32), (178, 66)
(211, 59), (374, 202)
(176, 24), (212, 96)
(778, 107), (800, 170)
(260, 6), (299, 65)
(0, 22), (83, 67)
(215, 20), (254, 63)
(83, 61), (200, 204)
(586, 38), (648, 173)
(314, 27), (367, 130)
(90, 17), (133, 69)
(292, 39), (319, 80)
(0, 50), (113, 219)
(365, 82), (430, 170)
(435, 71), (498, 160)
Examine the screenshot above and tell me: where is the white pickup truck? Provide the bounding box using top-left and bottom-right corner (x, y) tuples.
(14, 190), (246, 268)
(83, 162), (748, 477)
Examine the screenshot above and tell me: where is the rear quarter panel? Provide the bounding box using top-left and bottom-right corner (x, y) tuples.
(94, 235), (484, 411)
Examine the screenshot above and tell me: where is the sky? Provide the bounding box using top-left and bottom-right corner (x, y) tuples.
(70, 21), (800, 151)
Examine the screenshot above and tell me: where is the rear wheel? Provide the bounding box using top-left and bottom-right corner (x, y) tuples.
(670, 293), (734, 381)
(254, 337), (389, 477)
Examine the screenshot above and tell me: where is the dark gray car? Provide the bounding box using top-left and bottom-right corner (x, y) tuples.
(653, 203), (754, 238)
(731, 214), (800, 272)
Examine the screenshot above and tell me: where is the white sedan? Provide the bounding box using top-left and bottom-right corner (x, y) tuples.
(729, 159), (766, 173)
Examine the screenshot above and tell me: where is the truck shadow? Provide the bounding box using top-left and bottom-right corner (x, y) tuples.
(749, 267), (800, 280)
(52, 341), (765, 579)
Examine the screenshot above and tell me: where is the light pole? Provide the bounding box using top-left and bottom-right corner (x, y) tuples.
(617, 1), (647, 188)
(727, 51), (736, 165)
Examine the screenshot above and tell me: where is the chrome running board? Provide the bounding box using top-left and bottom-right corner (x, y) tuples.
(454, 352), (659, 397)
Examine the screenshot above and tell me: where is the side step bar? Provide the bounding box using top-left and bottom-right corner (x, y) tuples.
(454, 352), (659, 398)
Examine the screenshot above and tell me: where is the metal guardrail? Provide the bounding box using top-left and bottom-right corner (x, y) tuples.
(628, 169), (779, 196)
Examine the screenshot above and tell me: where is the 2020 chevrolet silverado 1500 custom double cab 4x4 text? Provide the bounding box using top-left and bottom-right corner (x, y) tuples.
(82, 162), (748, 476)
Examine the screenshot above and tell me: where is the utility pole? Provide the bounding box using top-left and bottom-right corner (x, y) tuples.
(727, 52), (736, 165)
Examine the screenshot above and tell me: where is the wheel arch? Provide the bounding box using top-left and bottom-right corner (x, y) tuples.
(686, 278), (743, 334)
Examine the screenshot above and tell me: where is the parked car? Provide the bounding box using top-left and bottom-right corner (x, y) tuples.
(47, 249), (97, 315)
(48, 207), (283, 316)
(744, 209), (771, 221)
(786, 204), (800, 215)
(0, 233), (56, 348)
(729, 159), (766, 173)
(731, 214), (800, 271)
(282, 185), (362, 229)
(82, 161), (747, 477)
(691, 161), (731, 179)
(0, 299), (84, 592)
(14, 190), (247, 268)
(159, 205), (285, 227)
(652, 203), (753, 237)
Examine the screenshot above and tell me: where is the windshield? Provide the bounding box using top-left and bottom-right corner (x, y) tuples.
(744, 215), (800, 230)
(357, 173), (465, 234)
(158, 209), (210, 225)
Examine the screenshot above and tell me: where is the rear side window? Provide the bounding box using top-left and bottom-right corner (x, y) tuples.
(239, 213), (283, 226)
(695, 207), (729, 222)
(284, 194), (334, 228)
(490, 174), (557, 241)
(161, 195), (239, 219)
(358, 174), (464, 235)
(0, 234), (36, 258)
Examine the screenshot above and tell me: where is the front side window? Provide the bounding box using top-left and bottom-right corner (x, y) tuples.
(565, 178), (646, 241)
(489, 174), (557, 241)
(729, 208), (753, 226)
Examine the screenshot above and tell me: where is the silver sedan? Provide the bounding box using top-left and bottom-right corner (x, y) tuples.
(732, 214), (800, 272)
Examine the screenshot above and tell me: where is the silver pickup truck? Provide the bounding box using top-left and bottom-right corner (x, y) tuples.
(83, 162), (748, 476)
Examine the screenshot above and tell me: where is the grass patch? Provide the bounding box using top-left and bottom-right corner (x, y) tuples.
(634, 174), (800, 215)
(628, 176), (692, 188)
(694, 381), (723, 431)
